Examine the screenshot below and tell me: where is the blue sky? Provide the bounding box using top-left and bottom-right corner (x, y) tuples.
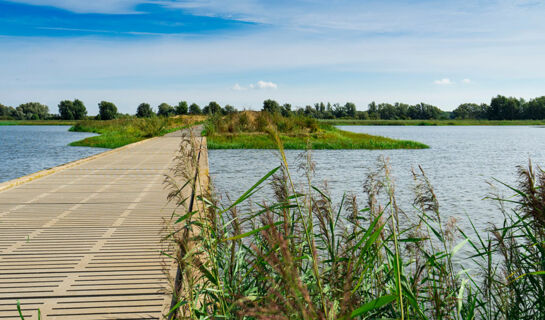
(1, 0), (545, 114)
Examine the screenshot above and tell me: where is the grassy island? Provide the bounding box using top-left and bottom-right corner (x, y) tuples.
(69, 116), (205, 148)
(204, 111), (428, 149)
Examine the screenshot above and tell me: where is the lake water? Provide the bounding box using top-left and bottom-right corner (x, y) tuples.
(208, 125), (545, 236)
(0, 126), (105, 183)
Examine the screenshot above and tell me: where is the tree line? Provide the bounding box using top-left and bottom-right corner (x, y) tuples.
(2, 95), (545, 121)
(0, 100), (234, 121)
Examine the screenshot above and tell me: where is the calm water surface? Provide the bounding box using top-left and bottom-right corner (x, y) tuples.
(0, 126), (104, 183)
(209, 126), (545, 235)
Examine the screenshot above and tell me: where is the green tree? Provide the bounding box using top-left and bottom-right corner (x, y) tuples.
(72, 99), (87, 120)
(175, 101), (188, 115)
(204, 101), (222, 115)
(17, 102), (49, 120)
(489, 95), (523, 120)
(58, 100), (75, 120)
(98, 101), (117, 120)
(0, 104), (15, 119)
(59, 99), (87, 120)
(262, 99), (281, 113)
(223, 105), (236, 114)
(525, 96), (545, 119)
(136, 103), (154, 118)
(344, 102), (356, 118)
(157, 103), (175, 117)
(189, 103), (202, 115)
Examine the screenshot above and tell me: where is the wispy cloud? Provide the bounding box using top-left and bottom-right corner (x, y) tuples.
(462, 78), (472, 84)
(233, 81), (278, 91)
(434, 78), (454, 85)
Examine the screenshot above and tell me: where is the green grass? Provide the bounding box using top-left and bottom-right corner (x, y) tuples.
(69, 116), (204, 148)
(322, 119), (545, 126)
(205, 111), (428, 149)
(0, 120), (77, 126)
(207, 126), (428, 149)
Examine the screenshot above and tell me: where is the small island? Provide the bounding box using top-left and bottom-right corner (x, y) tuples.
(205, 111), (428, 149)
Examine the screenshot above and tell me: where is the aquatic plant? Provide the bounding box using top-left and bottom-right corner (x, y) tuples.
(163, 131), (545, 319)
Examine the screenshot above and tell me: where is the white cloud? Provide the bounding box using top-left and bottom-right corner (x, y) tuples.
(256, 80), (277, 89)
(462, 78), (472, 84)
(233, 81), (278, 91)
(434, 78), (454, 85)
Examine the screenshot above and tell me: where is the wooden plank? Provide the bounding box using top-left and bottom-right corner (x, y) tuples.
(0, 128), (206, 319)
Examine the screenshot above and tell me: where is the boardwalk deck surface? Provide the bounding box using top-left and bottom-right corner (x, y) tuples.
(0, 130), (198, 320)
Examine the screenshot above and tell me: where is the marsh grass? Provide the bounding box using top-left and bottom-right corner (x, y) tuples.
(69, 116), (205, 148)
(163, 130), (545, 319)
(205, 111), (428, 149)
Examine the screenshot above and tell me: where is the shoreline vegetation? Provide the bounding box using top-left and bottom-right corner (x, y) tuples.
(322, 119), (545, 126)
(0, 120), (77, 126)
(204, 111), (429, 150)
(68, 116), (205, 148)
(164, 134), (545, 319)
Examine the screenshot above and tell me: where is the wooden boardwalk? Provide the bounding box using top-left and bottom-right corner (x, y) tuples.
(0, 129), (205, 320)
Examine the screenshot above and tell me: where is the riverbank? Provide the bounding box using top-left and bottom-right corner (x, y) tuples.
(69, 116), (205, 148)
(322, 119), (545, 126)
(205, 111), (428, 149)
(0, 120), (77, 125)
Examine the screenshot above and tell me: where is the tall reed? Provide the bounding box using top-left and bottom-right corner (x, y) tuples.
(163, 132), (544, 319)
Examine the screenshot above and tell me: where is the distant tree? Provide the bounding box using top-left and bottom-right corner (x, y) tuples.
(157, 103), (175, 117)
(175, 101), (188, 115)
(489, 95), (523, 120)
(204, 101), (222, 115)
(0, 104), (15, 119)
(98, 101), (117, 120)
(281, 103), (292, 117)
(368, 102), (379, 119)
(58, 99), (87, 120)
(58, 100), (75, 120)
(72, 99), (87, 120)
(452, 103), (482, 119)
(136, 103), (154, 118)
(189, 103), (202, 115)
(223, 105), (236, 114)
(17, 102), (49, 120)
(525, 96), (545, 119)
(344, 102), (357, 118)
(262, 99), (281, 113)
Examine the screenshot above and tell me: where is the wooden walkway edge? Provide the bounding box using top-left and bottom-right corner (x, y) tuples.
(0, 128), (208, 320)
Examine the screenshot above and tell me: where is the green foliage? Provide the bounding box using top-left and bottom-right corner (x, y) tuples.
(157, 103), (175, 117)
(58, 99), (87, 120)
(136, 103), (154, 118)
(69, 116), (204, 148)
(189, 103), (202, 115)
(204, 111), (428, 149)
(203, 101), (222, 115)
(165, 137), (545, 319)
(15, 102), (49, 120)
(176, 101), (189, 115)
(98, 101), (118, 120)
(263, 99), (281, 113)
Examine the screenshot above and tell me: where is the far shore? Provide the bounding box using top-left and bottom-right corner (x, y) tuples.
(321, 119), (545, 126)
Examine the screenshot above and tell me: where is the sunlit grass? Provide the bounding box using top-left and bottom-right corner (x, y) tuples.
(68, 116), (205, 148)
(205, 111), (428, 149)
